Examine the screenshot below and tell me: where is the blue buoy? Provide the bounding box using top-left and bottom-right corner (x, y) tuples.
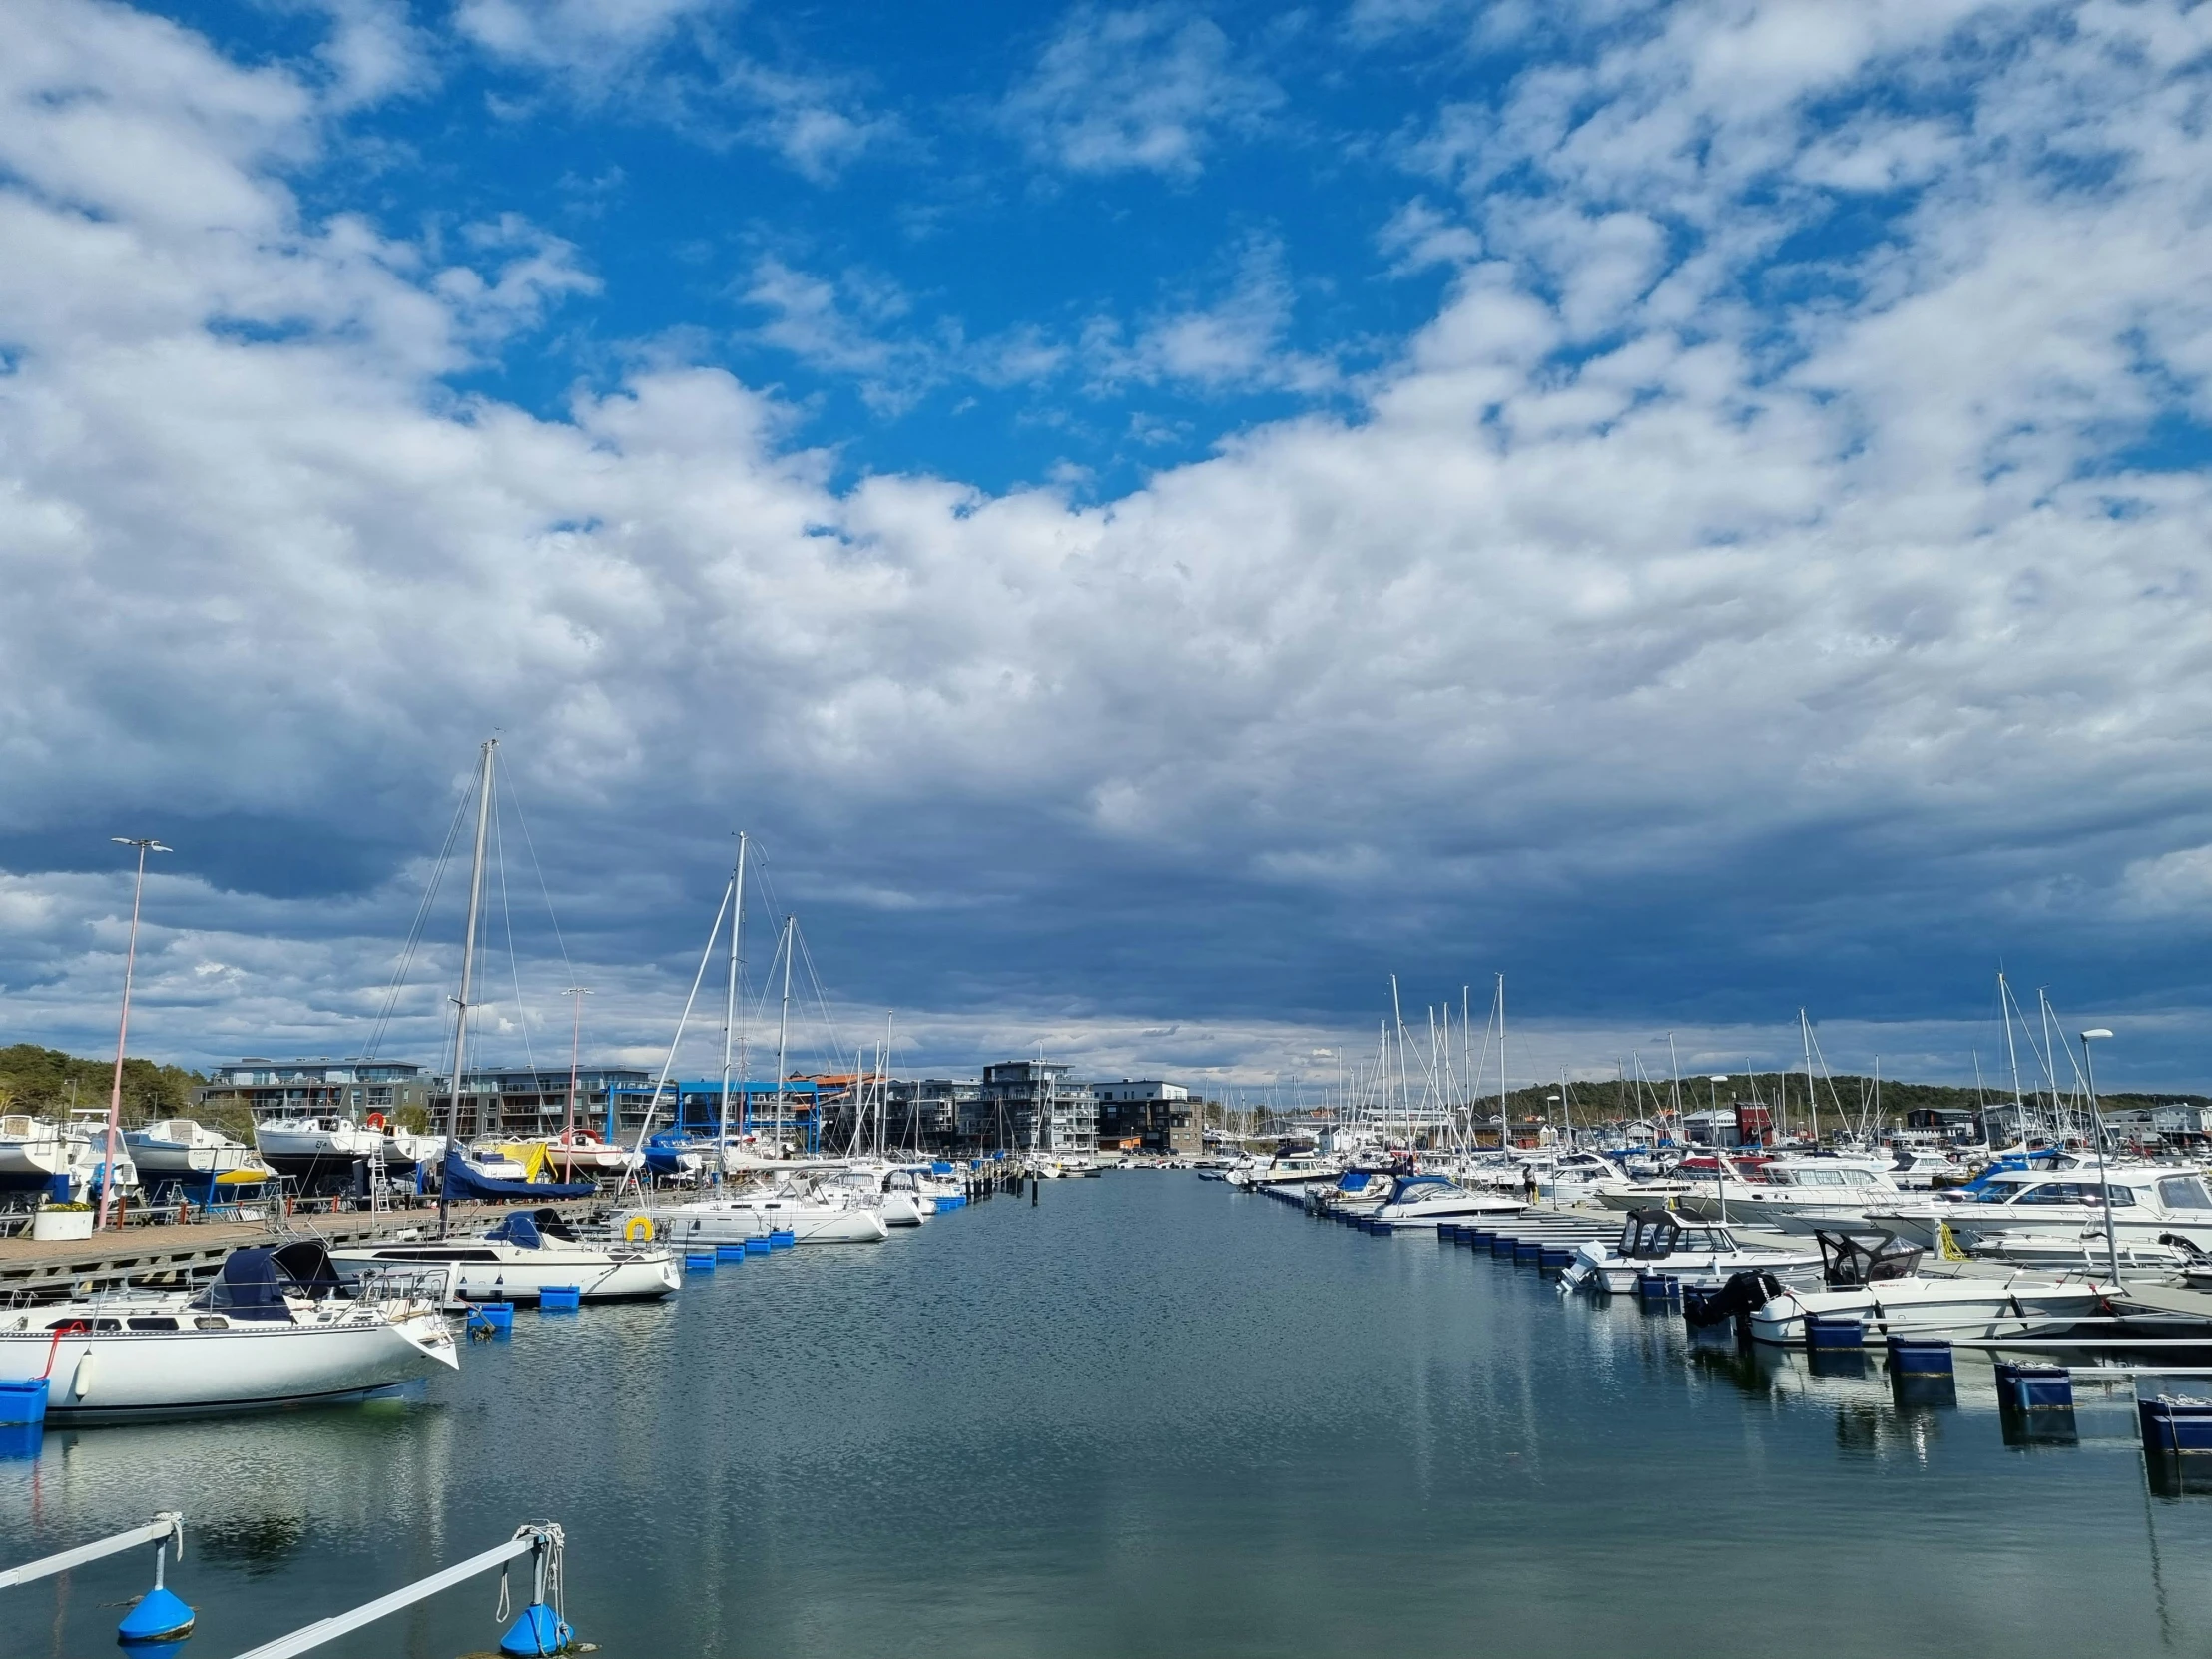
(119, 1584), (195, 1645)
(499, 1601), (574, 1656)
(540, 1285), (583, 1310)
(716, 1243), (747, 1262)
(685, 1250), (717, 1270)
(743, 1237), (771, 1255)
(769, 1229), (796, 1249)
(1805, 1315), (1864, 1351)
(0, 1378), (48, 1426)
(468, 1302), (514, 1338)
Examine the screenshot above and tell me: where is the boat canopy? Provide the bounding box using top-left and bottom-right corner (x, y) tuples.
(485, 1212), (545, 1250)
(1340, 1172), (1372, 1192)
(1386, 1175), (1459, 1203)
(192, 1243), (344, 1320)
(1815, 1230), (1923, 1289)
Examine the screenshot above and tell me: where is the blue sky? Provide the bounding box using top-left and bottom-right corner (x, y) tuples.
(4, 0), (2212, 1092)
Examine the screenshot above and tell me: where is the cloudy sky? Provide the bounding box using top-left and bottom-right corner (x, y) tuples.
(2, 0), (2210, 1092)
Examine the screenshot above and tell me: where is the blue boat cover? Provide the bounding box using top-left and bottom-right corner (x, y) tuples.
(442, 1152), (595, 1202)
(194, 1243), (343, 1319)
(1341, 1172), (1371, 1191)
(485, 1212), (544, 1249)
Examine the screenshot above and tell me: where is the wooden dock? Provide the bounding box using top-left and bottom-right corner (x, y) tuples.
(0, 1201), (597, 1299)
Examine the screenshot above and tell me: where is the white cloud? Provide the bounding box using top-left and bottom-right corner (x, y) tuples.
(1003, 5), (1281, 179)
(6, 0), (2212, 1073)
(1083, 235), (1336, 393)
(452, 0), (721, 75)
(308, 0), (435, 109)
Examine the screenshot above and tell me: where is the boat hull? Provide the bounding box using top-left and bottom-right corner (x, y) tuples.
(328, 1245), (680, 1302)
(0, 1314), (456, 1421)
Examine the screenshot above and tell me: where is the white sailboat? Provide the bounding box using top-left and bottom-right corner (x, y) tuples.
(0, 1243), (456, 1420)
(329, 1208), (679, 1303)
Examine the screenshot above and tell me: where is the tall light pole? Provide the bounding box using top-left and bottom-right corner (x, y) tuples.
(100, 836), (171, 1231)
(1708, 1076), (1730, 1221)
(2080, 1028), (2119, 1283)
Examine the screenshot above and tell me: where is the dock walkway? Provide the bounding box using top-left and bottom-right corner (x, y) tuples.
(0, 1201), (596, 1299)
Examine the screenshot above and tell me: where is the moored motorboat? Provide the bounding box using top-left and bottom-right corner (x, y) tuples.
(1562, 1208), (1825, 1295)
(1745, 1231), (2113, 1346)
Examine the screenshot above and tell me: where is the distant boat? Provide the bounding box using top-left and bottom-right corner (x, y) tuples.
(0, 1242), (457, 1420)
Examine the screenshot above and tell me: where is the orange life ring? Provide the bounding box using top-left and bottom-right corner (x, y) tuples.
(365, 1112), (388, 1130)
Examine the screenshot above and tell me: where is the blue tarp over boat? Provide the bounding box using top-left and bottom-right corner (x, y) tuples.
(440, 1153), (595, 1202)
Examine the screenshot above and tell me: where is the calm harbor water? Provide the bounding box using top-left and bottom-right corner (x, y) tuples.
(7, 1172), (2212, 1657)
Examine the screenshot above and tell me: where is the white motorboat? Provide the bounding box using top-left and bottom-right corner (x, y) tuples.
(0, 1243), (457, 1420)
(1868, 1165), (2212, 1254)
(254, 1115), (384, 1182)
(1563, 1208), (1827, 1295)
(1673, 1156), (1902, 1224)
(328, 1208), (678, 1303)
(1362, 1173), (1527, 1228)
(1745, 1231), (2113, 1346)
(1228, 1153), (1338, 1190)
(0, 1115), (72, 1194)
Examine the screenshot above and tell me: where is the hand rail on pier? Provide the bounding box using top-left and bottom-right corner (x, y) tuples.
(0, 1511), (183, 1590)
(228, 1522), (568, 1659)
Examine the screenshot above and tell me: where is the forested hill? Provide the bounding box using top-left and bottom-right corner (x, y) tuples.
(0, 1043), (205, 1122)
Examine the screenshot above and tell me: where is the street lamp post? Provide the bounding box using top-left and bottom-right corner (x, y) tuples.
(2079, 1029), (2119, 1284)
(100, 836), (171, 1231)
(1709, 1076), (1730, 1222)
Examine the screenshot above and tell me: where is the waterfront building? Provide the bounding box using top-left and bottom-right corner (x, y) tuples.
(1093, 1080), (1199, 1155)
(427, 1066), (653, 1139)
(197, 1059), (430, 1122)
(976, 1061), (1097, 1155)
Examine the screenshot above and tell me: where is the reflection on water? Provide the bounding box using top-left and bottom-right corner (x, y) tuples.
(6, 1176), (2212, 1658)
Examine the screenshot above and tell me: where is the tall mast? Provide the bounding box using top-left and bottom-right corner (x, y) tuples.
(98, 835), (169, 1231)
(2036, 988), (2064, 1132)
(718, 833), (748, 1168)
(1497, 974), (1507, 1146)
(561, 985), (589, 1176)
(440, 737), (496, 1238)
(1998, 971), (2028, 1144)
(775, 915), (794, 1157)
(1801, 1010), (1820, 1146)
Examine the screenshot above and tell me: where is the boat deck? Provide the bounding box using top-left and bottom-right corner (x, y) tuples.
(0, 1201), (596, 1299)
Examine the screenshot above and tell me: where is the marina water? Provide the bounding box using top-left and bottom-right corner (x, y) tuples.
(7, 1172), (2212, 1657)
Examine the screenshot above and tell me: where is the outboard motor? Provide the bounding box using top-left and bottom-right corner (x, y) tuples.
(1682, 1269), (1781, 1329)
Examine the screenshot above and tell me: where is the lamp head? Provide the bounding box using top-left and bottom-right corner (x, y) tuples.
(2081, 1029), (2114, 1042)
(1711, 1075), (1730, 1083)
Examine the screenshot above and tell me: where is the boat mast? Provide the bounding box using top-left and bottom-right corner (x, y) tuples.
(440, 737), (496, 1239)
(775, 915), (794, 1157)
(1999, 970), (2028, 1146)
(561, 985), (589, 1177)
(1800, 1010), (1820, 1147)
(718, 833), (747, 1173)
(1497, 974), (1507, 1152)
